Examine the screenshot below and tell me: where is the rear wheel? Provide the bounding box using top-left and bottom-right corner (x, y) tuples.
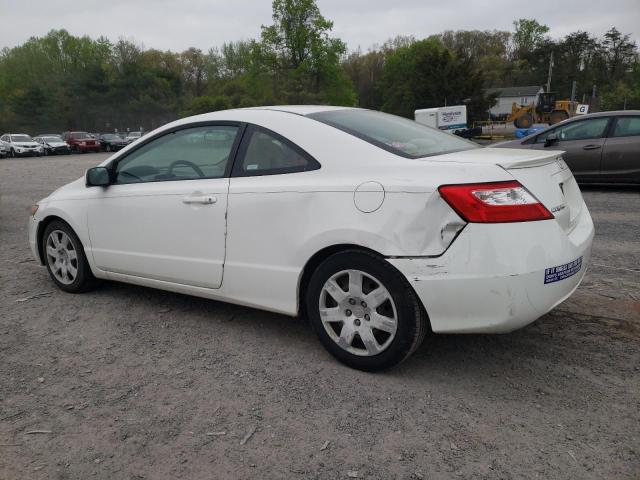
(42, 220), (100, 293)
(307, 250), (427, 371)
(514, 113), (534, 129)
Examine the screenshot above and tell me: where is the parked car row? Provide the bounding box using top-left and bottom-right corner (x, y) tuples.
(0, 131), (145, 158)
(493, 110), (640, 185)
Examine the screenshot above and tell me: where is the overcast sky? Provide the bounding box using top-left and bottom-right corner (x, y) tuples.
(0, 0), (638, 52)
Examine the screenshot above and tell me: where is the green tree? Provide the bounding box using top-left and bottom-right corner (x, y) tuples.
(378, 39), (491, 121)
(512, 19), (550, 59)
(260, 0), (355, 105)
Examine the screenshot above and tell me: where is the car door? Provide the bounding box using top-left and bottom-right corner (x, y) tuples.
(225, 125), (321, 310)
(528, 116), (611, 180)
(87, 123), (243, 289)
(601, 115), (640, 183)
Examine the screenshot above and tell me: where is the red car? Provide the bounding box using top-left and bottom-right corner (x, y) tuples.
(62, 131), (100, 153)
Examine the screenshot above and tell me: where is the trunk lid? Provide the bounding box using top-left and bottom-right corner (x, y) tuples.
(429, 147), (583, 233)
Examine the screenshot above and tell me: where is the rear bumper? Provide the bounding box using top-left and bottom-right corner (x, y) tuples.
(388, 202), (594, 333)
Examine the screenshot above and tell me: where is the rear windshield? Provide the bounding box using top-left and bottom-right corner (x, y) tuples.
(307, 109), (477, 158)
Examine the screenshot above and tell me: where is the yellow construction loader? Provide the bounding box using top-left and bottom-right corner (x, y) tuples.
(508, 92), (578, 129)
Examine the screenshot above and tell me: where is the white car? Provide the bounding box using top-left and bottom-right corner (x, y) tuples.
(1, 133), (42, 157)
(28, 107), (594, 370)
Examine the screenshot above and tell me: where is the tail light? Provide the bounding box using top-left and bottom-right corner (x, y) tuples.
(438, 181), (553, 223)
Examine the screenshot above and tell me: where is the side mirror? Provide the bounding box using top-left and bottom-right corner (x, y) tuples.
(544, 133), (559, 147)
(86, 166), (111, 187)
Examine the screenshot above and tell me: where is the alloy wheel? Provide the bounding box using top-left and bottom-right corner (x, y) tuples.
(45, 230), (78, 285)
(319, 269), (398, 356)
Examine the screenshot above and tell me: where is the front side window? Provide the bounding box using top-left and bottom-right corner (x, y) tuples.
(537, 117), (609, 143)
(308, 109), (477, 159)
(114, 125), (239, 184)
(235, 127), (319, 176)
(612, 116), (640, 137)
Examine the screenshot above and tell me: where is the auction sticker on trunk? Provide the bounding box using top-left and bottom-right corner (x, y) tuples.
(544, 257), (582, 284)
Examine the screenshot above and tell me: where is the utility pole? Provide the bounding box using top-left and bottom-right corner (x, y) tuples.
(570, 80), (577, 103)
(546, 51), (554, 92)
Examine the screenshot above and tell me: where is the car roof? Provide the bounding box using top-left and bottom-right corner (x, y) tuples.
(242, 105), (358, 115)
(575, 110), (640, 118)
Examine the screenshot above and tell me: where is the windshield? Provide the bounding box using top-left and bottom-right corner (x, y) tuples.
(307, 109), (477, 158)
(70, 132), (90, 139)
(11, 135), (33, 142)
(43, 136), (62, 142)
(102, 134), (117, 140)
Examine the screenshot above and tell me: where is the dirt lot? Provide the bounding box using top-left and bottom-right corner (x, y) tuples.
(1, 153), (638, 480)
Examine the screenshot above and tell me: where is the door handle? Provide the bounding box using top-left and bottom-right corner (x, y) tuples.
(182, 195), (217, 205)
(583, 144), (601, 150)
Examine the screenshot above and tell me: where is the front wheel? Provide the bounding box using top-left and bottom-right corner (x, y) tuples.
(42, 220), (100, 293)
(306, 250), (428, 371)
(514, 113), (534, 129)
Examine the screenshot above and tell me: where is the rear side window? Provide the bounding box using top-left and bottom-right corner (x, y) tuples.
(611, 117), (640, 137)
(233, 126), (319, 176)
(307, 109), (477, 158)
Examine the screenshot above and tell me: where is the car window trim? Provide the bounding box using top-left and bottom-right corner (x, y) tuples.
(609, 115), (640, 138)
(230, 124), (321, 178)
(107, 121), (247, 186)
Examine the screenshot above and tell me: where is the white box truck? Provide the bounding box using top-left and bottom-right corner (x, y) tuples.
(414, 106), (467, 134)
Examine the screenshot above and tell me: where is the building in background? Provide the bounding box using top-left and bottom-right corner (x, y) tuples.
(487, 86), (544, 120)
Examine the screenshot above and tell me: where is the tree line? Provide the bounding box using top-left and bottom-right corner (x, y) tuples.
(0, 0), (638, 134)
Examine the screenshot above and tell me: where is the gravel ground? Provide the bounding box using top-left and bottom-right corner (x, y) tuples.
(1, 153), (638, 480)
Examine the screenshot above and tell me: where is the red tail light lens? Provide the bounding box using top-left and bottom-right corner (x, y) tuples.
(438, 181), (553, 223)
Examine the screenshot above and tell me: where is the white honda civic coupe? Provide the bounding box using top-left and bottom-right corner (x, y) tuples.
(29, 106), (594, 370)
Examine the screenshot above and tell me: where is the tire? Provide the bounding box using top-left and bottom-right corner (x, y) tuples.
(306, 250), (428, 371)
(42, 220), (100, 293)
(514, 113), (534, 129)
(9, 149), (15, 158)
(106, 144), (111, 152)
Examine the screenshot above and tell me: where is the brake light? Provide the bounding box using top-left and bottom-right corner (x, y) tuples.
(438, 181), (553, 223)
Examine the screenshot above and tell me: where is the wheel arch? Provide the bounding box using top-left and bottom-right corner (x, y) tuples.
(36, 215), (75, 265)
(297, 244), (389, 319)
